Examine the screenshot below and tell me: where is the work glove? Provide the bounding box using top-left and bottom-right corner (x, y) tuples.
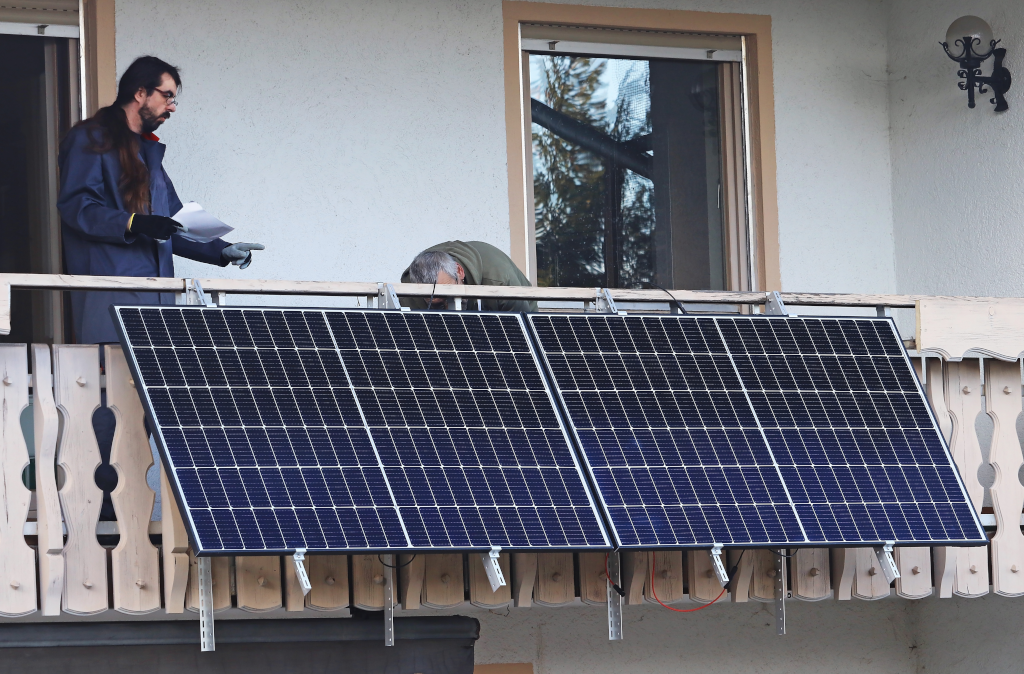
(129, 214), (186, 241)
(221, 242), (265, 270)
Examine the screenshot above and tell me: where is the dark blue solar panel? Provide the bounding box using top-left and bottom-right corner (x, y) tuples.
(115, 306), (609, 554)
(529, 314), (987, 548)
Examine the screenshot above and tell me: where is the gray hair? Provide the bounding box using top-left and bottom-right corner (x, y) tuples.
(408, 250), (460, 284)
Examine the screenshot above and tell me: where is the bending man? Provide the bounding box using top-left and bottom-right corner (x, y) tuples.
(58, 55), (264, 344)
(401, 240), (537, 312)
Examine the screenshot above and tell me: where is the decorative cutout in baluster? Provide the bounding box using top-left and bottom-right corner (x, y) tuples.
(0, 345), (37, 616)
(53, 345), (107, 615)
(944, 360), (989, 597)
(984, 359), (1024, 596)
(104, 346), (160, 614)
(32, 344), (62, 615)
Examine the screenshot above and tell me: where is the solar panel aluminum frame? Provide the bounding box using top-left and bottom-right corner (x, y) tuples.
(526, 311), (988, 551)
(113, 305), (612, 557)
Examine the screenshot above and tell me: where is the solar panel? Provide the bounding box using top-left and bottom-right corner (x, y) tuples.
(113, 306), (609, 555)
(528, 313), (988, 549)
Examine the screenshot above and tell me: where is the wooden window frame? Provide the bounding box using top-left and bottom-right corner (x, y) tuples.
(81, 0), (116, 116)
(502, 0), (780, 291)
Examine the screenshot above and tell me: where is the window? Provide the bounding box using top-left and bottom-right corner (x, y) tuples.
(523, 25), (749, 291)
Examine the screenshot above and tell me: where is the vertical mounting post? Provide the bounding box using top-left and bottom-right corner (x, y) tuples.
(596, 288), (618, 314)
(775, 549), (786, 636)
(481, 546), (506, 592)
(607, 551), (623, 641)
(198, 556), (215, 651)
(873, 541), (901, 584)
(378, 283), (402, 310)
(709, 544), (729, 587)
(765, 291), (788, 316)
(293, 548), (311, 596)
(454, 297), (463, 311)
(383, 554), (395, 647)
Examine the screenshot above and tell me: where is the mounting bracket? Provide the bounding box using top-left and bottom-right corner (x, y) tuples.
(764, 291), (788, 316)
(596, 288), (618, 314)
(775, 549), (786, 636)
(198, 556), (215, 651)
(383, 554), (395, 647)
(481, 546), (506, 593)
(873, 541), (901, 584)
(293, 548), (311, 596)
(606, 551), (623, 641)
(378, 283), (403, 310)
(876, 305), (892, 318)
(183, 278), (209, 306)
(709, 543), (729, 587)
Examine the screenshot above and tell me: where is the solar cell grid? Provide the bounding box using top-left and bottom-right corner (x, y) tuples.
(115, 306), (609, 555)
(529, 313), (986, 549)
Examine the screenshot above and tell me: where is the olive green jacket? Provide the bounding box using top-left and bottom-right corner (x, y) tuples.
(400, 240), (538, 312)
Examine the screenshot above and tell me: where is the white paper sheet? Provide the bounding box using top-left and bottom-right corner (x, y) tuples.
(171, 202), (234, 243)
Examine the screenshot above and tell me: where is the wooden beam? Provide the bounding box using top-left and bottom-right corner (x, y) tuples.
(32, 344), (63, 616)
(306, 555), (349, 612)
(422, 554), (465, 609)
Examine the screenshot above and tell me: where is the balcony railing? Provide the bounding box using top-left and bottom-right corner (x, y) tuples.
(0, 272), (1020, 621)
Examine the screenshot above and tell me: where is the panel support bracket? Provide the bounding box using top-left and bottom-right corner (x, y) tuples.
(183, 278), (209, 306)
(383, 554), (395, 647)
(775, 549), (786, 636)
(606, 550), (623, 641)
(876, 305), (892, 318)
(378, 283), (403, 310)
(873, 541), (900, 584)
(481, 546), (506, 593)
(709, 543), (729, 587)
(293, 548), (311, 596)
(198, 556), (215, 652)
(596, 288), (618, 314)
(765, 291), (788, 316)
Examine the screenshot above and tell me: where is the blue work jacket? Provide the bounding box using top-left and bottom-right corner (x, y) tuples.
(57, 124), (231, 344)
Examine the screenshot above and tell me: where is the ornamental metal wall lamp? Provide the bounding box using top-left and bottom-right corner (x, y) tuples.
(941, 15), (1011, 112)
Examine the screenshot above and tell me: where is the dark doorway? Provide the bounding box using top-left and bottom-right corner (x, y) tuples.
(0, 33), (78, 345)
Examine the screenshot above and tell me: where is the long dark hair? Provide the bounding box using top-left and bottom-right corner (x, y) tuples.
(79, 56), (181, 214)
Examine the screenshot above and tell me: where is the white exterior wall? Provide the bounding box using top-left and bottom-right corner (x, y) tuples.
(889, 0), (1024, 297)
(116, 0), (897, 297)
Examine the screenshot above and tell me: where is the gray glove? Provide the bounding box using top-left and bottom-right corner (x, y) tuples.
(221, 242), (265, 270)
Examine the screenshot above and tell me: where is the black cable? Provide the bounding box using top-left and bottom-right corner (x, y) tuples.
(643, 281), (687, 314)
(378, 554), (417, 569)
(426, 280), (438, 310)
(725, 548), (746, 593)
(769, 548), (794, 559)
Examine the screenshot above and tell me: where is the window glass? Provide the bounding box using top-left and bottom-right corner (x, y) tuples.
(530, 54), (725, 290)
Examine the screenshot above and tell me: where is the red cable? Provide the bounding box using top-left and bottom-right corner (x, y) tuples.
(649, 552), (725, 612)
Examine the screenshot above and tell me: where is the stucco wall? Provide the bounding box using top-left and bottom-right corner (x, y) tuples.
(115, 0), (897, 298)
(888, 0), (1024, 297)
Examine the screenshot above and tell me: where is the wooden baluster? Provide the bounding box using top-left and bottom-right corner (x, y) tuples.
(0, 345), (37, 616)
(422, 553), (465, 609)
(985, 359), (1024, 596)
(351, 554), (385, 610)
(187, 550), (232, 611)
(749, 549), (778, 601)
(306, 555), (349, 612)
(235, 556), (282, 611)
(160, 468), (189, 612)
(791, 548), (830, 601)
(512, 552), (536, 607)
(686, 550), (722, 603)
(534, 553), (574, 606)
(282, 554), (307, 612)
(32, 344), (62, 615)
(398, 554), (424, 610)
(852, 548), (890, 600)
(469, 552), (511, 609)
(728, 549), (754, 602)
(578, 552), (608, 605)
(104, 346), (160, 614)
(915, 358), (956, 598)
(944, 360), (989, 597)
(646, 551), (684, 604)
(831, 548), (855, 601)
(895, 548), (933, 599)
(619, 551), (647, 605)
(53, 345), (107, 615)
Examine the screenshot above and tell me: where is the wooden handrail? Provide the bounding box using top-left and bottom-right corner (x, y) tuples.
(0, 271), (998, 336)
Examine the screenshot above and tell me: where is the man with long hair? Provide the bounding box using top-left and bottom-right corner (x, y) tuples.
(57, 55), (264, 344)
